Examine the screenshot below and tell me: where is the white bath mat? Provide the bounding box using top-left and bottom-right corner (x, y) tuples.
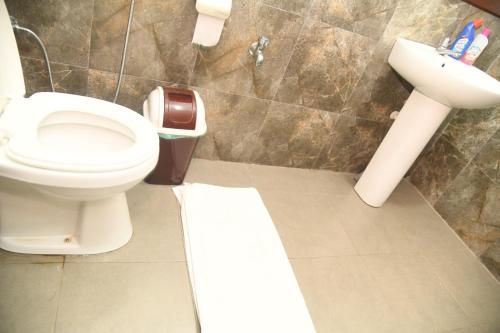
(173, 183), (316, 333)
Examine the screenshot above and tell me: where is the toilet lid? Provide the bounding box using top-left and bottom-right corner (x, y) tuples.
(6, 93), (158, 173)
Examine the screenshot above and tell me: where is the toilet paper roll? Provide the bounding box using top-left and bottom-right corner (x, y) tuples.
(192, 14), (225, 47)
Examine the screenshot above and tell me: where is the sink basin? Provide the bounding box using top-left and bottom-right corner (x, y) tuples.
(354, 37), (500, 208)
(388, 38), (500, 109)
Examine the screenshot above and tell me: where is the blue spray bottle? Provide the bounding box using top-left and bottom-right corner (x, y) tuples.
(449, 19), (483, 59)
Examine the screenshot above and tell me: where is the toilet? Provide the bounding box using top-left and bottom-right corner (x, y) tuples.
(0, 1), (159, 254)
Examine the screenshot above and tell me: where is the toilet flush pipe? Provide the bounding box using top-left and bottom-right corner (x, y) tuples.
(10, 17), (54, 92)
(113, 0), (135, 103)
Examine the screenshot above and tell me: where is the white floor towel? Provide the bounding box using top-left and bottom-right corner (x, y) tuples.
(173, 183), (316, 333)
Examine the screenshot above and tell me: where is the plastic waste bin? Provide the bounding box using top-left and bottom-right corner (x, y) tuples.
(143, 86), (207, 185)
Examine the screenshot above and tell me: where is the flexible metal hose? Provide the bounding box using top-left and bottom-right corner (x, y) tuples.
(113, 0), (135, 103)
(11, 19), (55, 92)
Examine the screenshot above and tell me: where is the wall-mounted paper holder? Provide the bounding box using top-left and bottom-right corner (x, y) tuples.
(192, 0), (232, 47)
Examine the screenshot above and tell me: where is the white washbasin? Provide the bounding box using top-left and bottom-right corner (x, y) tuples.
(388, 38), (500, 109)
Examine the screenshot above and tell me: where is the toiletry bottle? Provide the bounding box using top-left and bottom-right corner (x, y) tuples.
(461, 28), (490, 65)
(449, 19), (483, 59)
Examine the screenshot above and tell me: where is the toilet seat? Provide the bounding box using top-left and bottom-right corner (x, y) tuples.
(4, 93), (158, 173)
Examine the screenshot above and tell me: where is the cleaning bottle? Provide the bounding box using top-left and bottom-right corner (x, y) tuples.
(460, 28), (490, 65)
(449, 19), (483, 59)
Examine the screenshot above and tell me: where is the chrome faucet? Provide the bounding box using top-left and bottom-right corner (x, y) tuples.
(249, 36), (269, 67)
(436, 37), (462, 58)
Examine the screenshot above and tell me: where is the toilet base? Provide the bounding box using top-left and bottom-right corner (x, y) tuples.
(0, 180), (133, 255)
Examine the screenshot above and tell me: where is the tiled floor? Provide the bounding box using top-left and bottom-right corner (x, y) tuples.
(1, 158), (499, 333)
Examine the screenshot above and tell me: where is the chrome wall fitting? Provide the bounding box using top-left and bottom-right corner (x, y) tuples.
(249, 36), (269, 67)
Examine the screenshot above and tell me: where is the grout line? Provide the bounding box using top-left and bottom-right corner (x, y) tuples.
(86, 0), (95, 69)
(432, 135), (493, 205)
(84, 0), (95, 97)
(406, 181), (500, 285)
(62, 259), (187, 264)
(85, 69), (388, 127)
(20, 55), (88, 71)
(268, 8), (307, 102)
(51, 256), (66, 333)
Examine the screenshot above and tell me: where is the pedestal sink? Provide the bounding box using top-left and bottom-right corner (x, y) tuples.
(355, 38), (500, 207)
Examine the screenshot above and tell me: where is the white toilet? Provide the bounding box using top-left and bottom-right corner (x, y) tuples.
(0, 1), (159, 254)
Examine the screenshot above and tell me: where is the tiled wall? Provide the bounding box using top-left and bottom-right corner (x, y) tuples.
(5, 1), (499, 277)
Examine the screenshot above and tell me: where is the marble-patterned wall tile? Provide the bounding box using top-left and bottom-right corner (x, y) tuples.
(488, 55), (500, 81)
(434, 164), (500, 256)
(441, 56), (500, 160)
(481, 240), (500, 281)
(309, 0), (398, 40)
(249, 102), (338, 168)
(87, 69), (171, 113)
(262, 0), (312, 16)
(21, 57), (88, 96)
(193, 90), (271, 162)
(380, 0), (469, 48)
(472, 129), (500, 182)
(315, 116), (389, 173)
(342, 43), (412, 122)
(191, 2), (304, 100)
(343, 0), (468, 123)
(90, 0), (198, 84)
(6, 0), (93, 67)
(479, 182), (499, 228)
(274, 19), (376, 113)
(410, 137), (468, 204)
(442, 108), (499, 161)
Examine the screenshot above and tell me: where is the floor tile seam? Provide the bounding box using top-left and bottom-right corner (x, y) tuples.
(420, 255), (483, 325)
(52, 257), (66, 333)
(244, 163), (358, 177)
(0, 261), (63, 265)
(353, 252), (452, 333)
(219, 161), (360, 181)
(407, 182), (500, 285)
(321, 209), (362, 256)
(255, 187), (356, 197)
(288, 253), (366, 261)
(62, 259), (187, 264)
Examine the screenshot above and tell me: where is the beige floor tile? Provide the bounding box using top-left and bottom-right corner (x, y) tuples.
(0, 249), (63, 263)
(328, 192), (421, 255)
(362, 254), (469, 332)
(426, 252), (500, 325)
(185, 158), (253, 187)
(0, 263), (62, 333)
(260, 190), (356, 258)
(247, 163), (356, 195)
(66, 182), (185, 263)
(444, 321), (500, 333)
(55, 262), (197, 333)
(328, 187), (469, 258)
(291, 256), (401, 333)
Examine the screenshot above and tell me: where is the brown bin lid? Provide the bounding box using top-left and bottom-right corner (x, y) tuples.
(163, 87), (197, 130)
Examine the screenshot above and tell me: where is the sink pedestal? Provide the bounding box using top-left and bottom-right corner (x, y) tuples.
(354, 90), (451, 207)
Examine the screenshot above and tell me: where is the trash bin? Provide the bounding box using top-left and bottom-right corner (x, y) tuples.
(143, 86), (207, 185)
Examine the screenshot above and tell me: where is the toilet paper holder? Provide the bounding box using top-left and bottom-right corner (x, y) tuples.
(192, 0), (232, 47)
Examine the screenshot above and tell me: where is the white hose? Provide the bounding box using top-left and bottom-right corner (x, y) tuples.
(12, 22), (54, 92)
(113, 0), (135, 103)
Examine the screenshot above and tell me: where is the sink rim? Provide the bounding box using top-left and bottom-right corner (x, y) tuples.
(388, 37), (500, 109)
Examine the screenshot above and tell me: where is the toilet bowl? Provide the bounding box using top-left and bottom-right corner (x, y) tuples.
(0, 1), (159, 254)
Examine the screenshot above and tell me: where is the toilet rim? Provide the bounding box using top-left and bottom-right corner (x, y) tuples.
(5, 92), (158, 173)
(0, 146), (159, 189)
